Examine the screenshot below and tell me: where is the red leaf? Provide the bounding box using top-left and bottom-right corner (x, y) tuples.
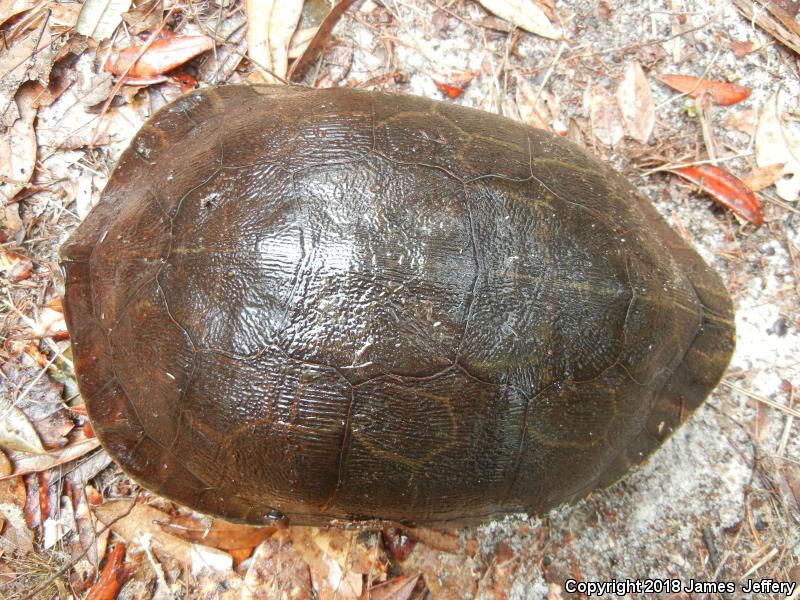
(670, 164), (763, 227)
(658, 74), (752, 106)
(104, 35), (214, 80)
(86, 544), (131, 600)
(433, 80), (465, 99)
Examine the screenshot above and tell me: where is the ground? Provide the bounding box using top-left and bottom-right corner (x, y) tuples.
(0, 0), (798, 598)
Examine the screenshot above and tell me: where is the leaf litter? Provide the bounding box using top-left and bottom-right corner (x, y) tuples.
(0, 0), (798, 598)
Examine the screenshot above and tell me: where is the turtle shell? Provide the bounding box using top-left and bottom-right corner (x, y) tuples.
(60, 85), (735, 526)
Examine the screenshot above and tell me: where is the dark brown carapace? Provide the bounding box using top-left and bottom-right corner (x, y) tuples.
(60, 85), (735, 526)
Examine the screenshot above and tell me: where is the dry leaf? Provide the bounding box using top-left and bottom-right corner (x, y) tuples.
(369, 574), (421, 600)
(723, 108), (757, 136)
(243, 536), (313, 600)
(616, 60), (654, 143)
(157, 514), (275, 550)
(589, 85), (624, 146)
(291, 528), (362, 600)
(0, 0), (36, 27)
(475, 0), (562, 39)
(2, 437), (100, 478)
(756, 91), (800, 201)
(743, 162), (785, 192)
(0, 248), (33, 283)
(104, 35), (214, 80)
(246, 0), (303, 83)
(516, 81), (564, 133)
(657, 74), (752, 106)
(76, 0), (132, 41)
(0, 83), (38, 203)
(288, 0), (358, 81)
(288, 27), (318, 60)
(94, 498), (230, 570)
(0, 402), (46, 454)
(669, 164), (763, 227)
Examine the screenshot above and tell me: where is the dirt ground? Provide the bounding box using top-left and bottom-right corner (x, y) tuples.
(0, 0), (798, 598)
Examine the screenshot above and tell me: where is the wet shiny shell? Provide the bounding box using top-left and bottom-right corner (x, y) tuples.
(60, 85), (735, 526)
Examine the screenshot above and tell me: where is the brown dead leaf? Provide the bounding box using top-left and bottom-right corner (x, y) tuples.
(104, 35), (214, 81)
(730, 39), (759, 58)
(657, 74), (752, 106)
(369, 574), (421, 600)
(756, 91), (800, 201)
(76, 0), (132, 40)
(402, 543), (481, 599)
(743, 162), (786, 192)
(94, 498), (230, 570)
(516, 81), (563, 133)
(197, 11), (247, 85)
(475, 0), (562, 39)
(2, 203), (24, 244)
(1, 436), (100, 479)
(0, 356), (72, 450)
(589, 84), (624, 146)
(157, 514), (275, 551)
(288, 0), (358, 82)
(288, 27), (318, 60)
(291, 528), (362, 599)
(243, 535), (313, 600)
(723, 108), (757, 136)
(121, 0), (163, 35)
(0, 0), (37, 27)
(246, 0), (303, 83)
(0, 18), (52, 128)
(0, 248), (33, 283)
(616, 60), (654, 143)
(0, 81), (38, 203)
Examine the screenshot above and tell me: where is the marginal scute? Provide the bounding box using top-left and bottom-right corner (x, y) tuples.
(61, 85), (735, 526)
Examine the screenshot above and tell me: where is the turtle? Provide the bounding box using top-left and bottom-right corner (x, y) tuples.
(60, 84), (736, 526)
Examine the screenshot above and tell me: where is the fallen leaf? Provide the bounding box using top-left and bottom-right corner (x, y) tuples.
(242, 535), (313, 600)
(723, 108), (757, 136)
(475, 0), (562, 39)
(121, 0), (163, 35)
(433, 80), (466, 99)
(616, 60), (654, 143)
(76, 0), (132, 41)
(288, 27), (318, 59)
(94, 499), (228, 567)
(657, 74), (752, 106)
(730, 39), (759, 58)
(369, 574), (421, 600)
(0, 82), (39, 205)
(0, 401), (46, 454)
(247, 0), (303, 83)
(85, 544), (131, 600)
(291, 528), (362, 599)
(288, 0), (358, 81)
(197, 11), (247, 85)
(589, 84), (624, 146)
(742, 162), (785, 192)
(670, 164), (763, 227)
(756, 91), (800, 201)
(0, 248), (33, 283)
(0, 20), (52, 127)
(191, 543), (233, 575)
(0, 0), (37, 28)
(157, 515), (275, 550)
(0, 356), (73, 450)
(104, 35), (214, 80)
(1, 437), (100, 479)
(516, 81), (564, 133)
